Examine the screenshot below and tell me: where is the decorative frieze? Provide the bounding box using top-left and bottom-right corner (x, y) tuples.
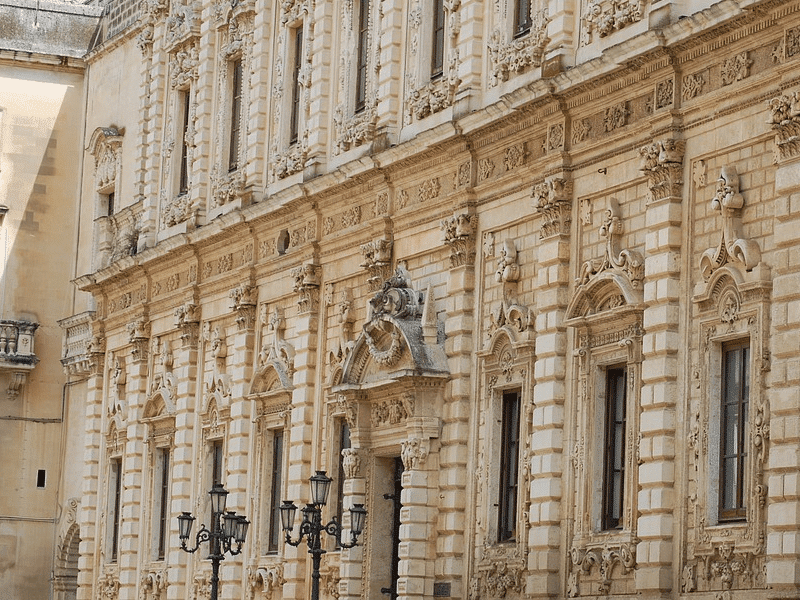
(533, 177), (573, 238)
(472, 548), (525, 600)
(720, 51), (752, 87)
(682, 72), (705, 100)
(371, 394), (414, 427)
(572, 118), (591, 145)
(161, 192), (196, 230)
(417, 177), (441, 203)
(503, 143), (526, 170)
(655, 78), (673, 109)
(603, 102), (628, 132)
(441, 213), (478, 268)
(699, 165), (762, 281)
(639, 138), (684, 202)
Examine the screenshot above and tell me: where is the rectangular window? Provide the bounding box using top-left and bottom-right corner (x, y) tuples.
(106, 191), (115, 216)
(178, 90), (191, 195)
(228, 58), (243, 172)
(354, 0), (370, 113)
(430, 0), (445, 79)
(211, 440), (224, 488)
(719, 341), (750, 521)
(498, 390), (520, 542)
(156, 448), (171, 561)
(109, 458), (123, 562)
(289, 26), (303, 145)
(602, 367), (627, 530)
(514, 0), (532, 38)
(267, 430), (284, 553)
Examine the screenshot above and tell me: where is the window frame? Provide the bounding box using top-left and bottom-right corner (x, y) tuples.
(430, 0), (445, 80)
(227, 57), (244, 173)
(497, 389), (521, 543)
(354, 0), (370, 113)
(154, 447), (172, 561)
(177, 88), (192, 196)
(601, 365), (627, 531)
(718, 340), (750, 522)
(265, 428), (286, 554)
(288, 24), (304, 147)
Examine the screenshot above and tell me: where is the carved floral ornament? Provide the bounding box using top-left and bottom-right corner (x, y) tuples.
(488, 8), (550, 86)
(567, 542), (637, 597)
(471, 546), (525, 600)
(532, 177), (572, 238)
(140, 570), (167, 600)
(767, 88), (800, 162)
(247, 564), (285, 600)
(442, 213), (478, 268)
(582, 0), (645, 46)
(699, 166), (762, 283)
(639, 138), (684, 203)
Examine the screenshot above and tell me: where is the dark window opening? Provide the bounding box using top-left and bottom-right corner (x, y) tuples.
(498, 390), (520, 542)
(430, 0), (445, 79)
(36, 469), (46, 488)
(602, 367), (627, 530)
(334, 421), (351, 548)
(157, 449), (170, 561)
(110, 458), (122, 562)
(267, 430), (284, 553)
(514, 0), (532, 38)
(355, 0), (370, 113)
(106, 192), (115, 216)
(228, 58), (243, 172)
(178, 90), (191, 195)
(719, 341), (750, 522)
(290, 26), (303, 145)
(383, 457), (404, 600)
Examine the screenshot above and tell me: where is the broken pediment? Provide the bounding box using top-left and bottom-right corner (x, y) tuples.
(337, 268), (449, 388)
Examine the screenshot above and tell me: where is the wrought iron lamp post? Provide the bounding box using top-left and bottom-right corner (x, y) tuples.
(177, 483), (250, 600)
(280, 470), (367, 600)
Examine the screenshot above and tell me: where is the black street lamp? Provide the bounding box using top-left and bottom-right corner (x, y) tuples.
(177, 483), (250, 600)
(280, 470), (367, 600)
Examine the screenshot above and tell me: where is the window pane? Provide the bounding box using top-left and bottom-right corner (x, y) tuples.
(719, 341), (749, 521)
(602, 367), (626, 530)
(498, 390), (520, 542)
(268, 430), (284, 552)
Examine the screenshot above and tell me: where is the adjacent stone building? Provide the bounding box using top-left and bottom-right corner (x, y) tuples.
(4, 0), (800, 598)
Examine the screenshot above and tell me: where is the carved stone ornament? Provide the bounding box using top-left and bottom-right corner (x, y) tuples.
(400, 437), (429, 470)
(568, 542), (637, 597)
(257, 307), (295, 378)
(699, 166), (762, 282)
(292, 263), (321, 314)
(682, 544), (766, 594)
(441, 213), (478, 268)
(108, 356), (127, 420)
(639, 138), (684, 202)
(127, 317), (150, 362)
(360, 236), (393, 291)
(89, 127), (124, 191)
(342, 447), (361, 478)
(164, 1), (202, 50)
(487, 301), (530, 341)
(160, 190), (197, 230)
(329, 290), (355, 372)
(720, 51), (752, 87)
(495, 239), (520, 283)
(336, 393), (357, 428)
(211, 167), (246, 208)
(272, 137), (308, 180)
(170, 43), (200, 89)
(487, 9), (550, 86)
(175, 302), (201, 346)
(247, 564), (285, 600)
(582, 0), (644, 45)
(334, 103), (378, 153)
(109, 212), (141, 263)
(532, 177), (572, 238)
(230, 284), (257, 330)
(767, 88), (800, 161)
(577, 198), (644, 289)
(371, 394), (415, 427)
(140, 570), (167, 600)
(473, 547), (525, 600)
(98, 569), (120, 600)
(406, 58), (461, 122)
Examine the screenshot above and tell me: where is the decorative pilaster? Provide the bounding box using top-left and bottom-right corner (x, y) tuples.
(528, 175), (571, 597)
(765, 90), (800, 599)
(636, 138), (684, 597)
(170, 302), (200, 598)
(119, 325), (150, 600)
(283, 262), (321, 600)
(77, 332), (105, 600)
(339, 443), (366, 600)
(398, 418), (439, 600)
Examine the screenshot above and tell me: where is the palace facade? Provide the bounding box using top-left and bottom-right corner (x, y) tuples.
(5, 0), (800, 598)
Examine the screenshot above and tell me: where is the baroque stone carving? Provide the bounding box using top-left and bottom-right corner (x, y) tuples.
(342, 447), (361, 478)
(360, 236), (393, 291)
(292, 263), (321, 313)
(247, 564), (284, 600)
(400, 437), (429, 470)
(568, 542), (637, 596)
(487, 9), (549, 86)
(98, 570), (120, 600)
(258, 307), (295, 378)
(230, 284), (257, 330)
(441, 213), (478, 268)
(503, 143), (525, 170)
(582, 0), (644, 45)
(603, 102), (628, 132)
(699, 166), (762, 281)
(720, 52), (752, 86)
(533, 177), (572, 238)
(334, 104), (377, 153)
(211, 167), (246, 208)
(140, 570), (167, 600)
(639, 138), (684, 202)
(371, 394), (414, 427)
(572, 118), (591, 145)
(474, 548), (525, 599)
(577, 198), (643, 288)
(170, 44), (200, 89)
(175, 303), (200, 346)
(495, 240), (520, 283)
(683, 72), (705, 101)
(767, 88), (800, 161)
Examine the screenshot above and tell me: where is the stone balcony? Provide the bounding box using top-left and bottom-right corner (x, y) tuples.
(0, 319), (40, 398)
(59, 311), (95, 377)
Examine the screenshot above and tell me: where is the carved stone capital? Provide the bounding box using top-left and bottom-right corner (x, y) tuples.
(639, 139), (685, 202)
(360, 236), (393, 291)
(767, 88), (800, 162)
(441, 213), (478, 268)
(533, 177), (573, 239)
